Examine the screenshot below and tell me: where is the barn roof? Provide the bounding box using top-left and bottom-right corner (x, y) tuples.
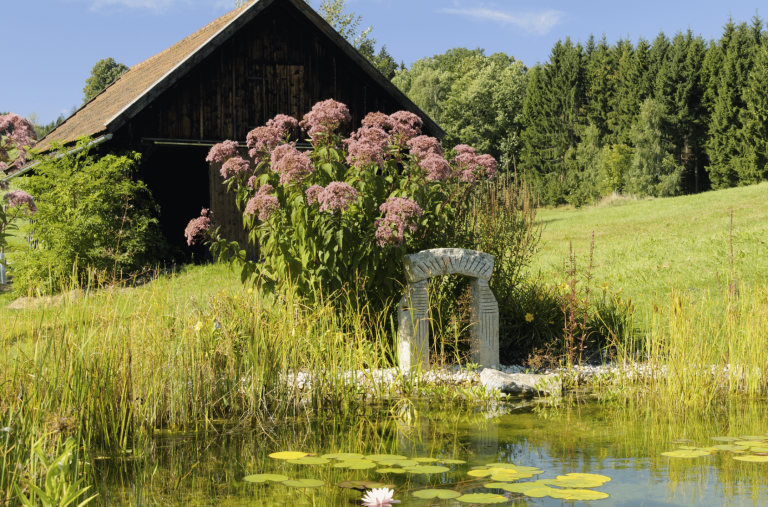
(29, 0), (443, 156)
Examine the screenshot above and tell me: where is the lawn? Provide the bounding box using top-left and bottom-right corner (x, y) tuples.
(529, 182), (768, 313)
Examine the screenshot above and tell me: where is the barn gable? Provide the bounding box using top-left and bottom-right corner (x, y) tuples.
(7, 0), (443, 260)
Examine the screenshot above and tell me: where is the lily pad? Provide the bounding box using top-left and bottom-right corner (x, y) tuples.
(376, 468), (407, 474)
(321, 453), (365, 460)
(562, 489), (610, 500)
(282, 479), (325, 488)
(412, 489), (462, 499)
(711, 436), (740, 442)
(243, 474), (289, 483)
(333, 460), (376, 470)
(404, 465), (450, 474)
(733, 455), (768, 463)
(525, 487), (569, 499)
(738, 436), (767, 441)
(485, 464), (543, 474)
(378, 459), (418, 467)
(562, 473), (612, 483)
(365, 454), (407, 461)
(269, 451), (309, 460)
(735, 440), (766, 446)
(661, 450), (711, 458)
(670, 439), (694, 444)
(338, 481), (395, 491)
(494, 483), (538, 493)
(287, 457), (330, 465)
(749, 447), (768, 452)
(441, 459), (467, 464)
(456, 493), (509, 504)
(542, 478), (603, 488)
(411, 457), (437, 463)
(468, 469), (497, 478)
(491, 472), (533, 481)
(712, 445), (749, 451)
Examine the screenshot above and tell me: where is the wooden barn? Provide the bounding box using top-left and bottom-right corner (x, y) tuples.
(10, 0), (443, 259)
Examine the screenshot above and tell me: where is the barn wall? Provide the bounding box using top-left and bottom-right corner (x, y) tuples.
(120, 0), (438, 258)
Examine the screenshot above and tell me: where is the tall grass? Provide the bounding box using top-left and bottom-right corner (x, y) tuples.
(612, 281), (768, 408)
(0, 266), (408, 505)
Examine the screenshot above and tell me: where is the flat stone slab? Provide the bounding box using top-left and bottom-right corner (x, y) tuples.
(479, 368), (560, 396)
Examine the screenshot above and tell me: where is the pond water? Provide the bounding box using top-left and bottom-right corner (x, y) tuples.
(92, 396), (768, 506)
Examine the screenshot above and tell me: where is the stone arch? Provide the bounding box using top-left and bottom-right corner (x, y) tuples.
(398, 248), (499, 371)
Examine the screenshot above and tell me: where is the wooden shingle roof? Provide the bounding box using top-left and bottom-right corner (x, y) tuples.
(32, 0), (443, 155)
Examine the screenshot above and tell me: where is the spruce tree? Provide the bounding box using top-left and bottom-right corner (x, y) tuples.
(585, 35), (617, 142)
(612, 38), (650, 144)
(706, 23), (755, 188)
(736, 45), (768, 184)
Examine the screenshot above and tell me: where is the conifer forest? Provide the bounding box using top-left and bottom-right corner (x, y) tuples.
(395, 15), (768, 206)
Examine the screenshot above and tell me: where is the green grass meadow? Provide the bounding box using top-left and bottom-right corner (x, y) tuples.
(531, 182), (768, 312)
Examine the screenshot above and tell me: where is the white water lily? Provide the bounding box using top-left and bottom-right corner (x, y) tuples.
(361, 488), (400, 506)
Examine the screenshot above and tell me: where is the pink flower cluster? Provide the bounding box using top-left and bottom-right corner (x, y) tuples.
(246, 114), (299, 160)
(453, 145), (498, 185)
(3, 190), (37, 215)
(389, 111), (423, 141)
(344, 126), (390, 168)
(206, 140), (239, 164)
(420, 153), (451, 182)
(220, 157), (251, 179)
(271, 144), (314, 185)
(184, 208), (211, 246)
(375, 197), (423, 247)
(315, 182), (358, 213)
(361, 112), (394, 131)
(300, 99), (351, 138)
(245, 184), (280, 221)
(305, 185), (324, 205)
(0, 113), (38, 171)
(406, 136), (444, 159)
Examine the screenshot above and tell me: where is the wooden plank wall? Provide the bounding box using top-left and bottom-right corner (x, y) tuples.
(123, 0), (440, 258)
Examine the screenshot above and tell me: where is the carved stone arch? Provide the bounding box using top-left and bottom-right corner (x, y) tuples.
(398, 248), (499, 371)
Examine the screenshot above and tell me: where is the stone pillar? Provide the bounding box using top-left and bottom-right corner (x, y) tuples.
(398, 280), (430, 371)
(469, 278), (500, 367)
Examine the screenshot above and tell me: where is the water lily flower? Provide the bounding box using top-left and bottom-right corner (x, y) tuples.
(361, 488), (400, 506)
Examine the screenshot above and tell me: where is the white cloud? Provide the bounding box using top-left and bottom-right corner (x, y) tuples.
(440, 7), (564, 35)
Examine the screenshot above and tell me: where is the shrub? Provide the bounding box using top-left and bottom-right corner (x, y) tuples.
(190, 101), (498, 308)
(14, 140), (168, 294)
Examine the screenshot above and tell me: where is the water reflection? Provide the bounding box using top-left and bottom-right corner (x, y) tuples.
(91, 397), (768, 506)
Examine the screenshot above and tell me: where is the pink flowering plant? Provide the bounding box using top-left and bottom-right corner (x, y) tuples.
(188, 100), (497, 300)
(0, 113), (38, 173)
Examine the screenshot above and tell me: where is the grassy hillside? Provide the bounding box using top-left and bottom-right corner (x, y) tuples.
(530, 182), (768, 312)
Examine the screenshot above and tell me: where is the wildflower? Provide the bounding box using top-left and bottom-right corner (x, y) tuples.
(247, 288), (254, 295)
(245, 185), (280, 221)
(419, 153), (451, 182)
(389, 111), (423, 141)
(300, 99), (351, 138)
(344, 126), (390, 168)
(184, 208), (212, 246)
(406, 135), (444, 159)
(0, 113), (37, 169)
(600, 282), (610, 292)
(247, 176), (258, 189)
(375, 197), (423, 247)
(266, 114), (299, 134)
(246, 126), (282, 159)
(361, 488), (400, 507)
(305, 185), (324, 205)
(206, 140), (239, 163)
(220, 156), (250, 179)
(318, 182), (358, 213)
(271, 144), (314, 185)
(459, 169), (476, 187)
(194, 321), (203, 332)
(476, 154), (498, 179)
(362, 112), (394, 131)
(525, 313), (534, 322)
(3, 190), (37, 215)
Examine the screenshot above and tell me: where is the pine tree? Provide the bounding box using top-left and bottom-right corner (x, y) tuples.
(736, 45), (768, 184)
(612, 38), (650, 144)
(706, 23), (756, 188)
(647, 31), (671, 91)
(585, 35), (616, 142)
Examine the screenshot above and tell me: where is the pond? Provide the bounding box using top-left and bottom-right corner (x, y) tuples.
(92, 396), (768, 506)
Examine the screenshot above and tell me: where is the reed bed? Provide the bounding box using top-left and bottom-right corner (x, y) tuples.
(612, 280), (768, 409)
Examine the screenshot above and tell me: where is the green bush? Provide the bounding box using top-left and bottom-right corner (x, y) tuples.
(14, 140), (168, 294)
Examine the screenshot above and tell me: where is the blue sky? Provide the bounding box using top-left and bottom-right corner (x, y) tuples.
(2, 0), (764, 125)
